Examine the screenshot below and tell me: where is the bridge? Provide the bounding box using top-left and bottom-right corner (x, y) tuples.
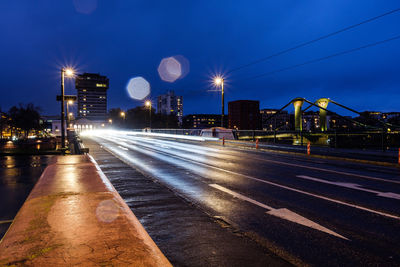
(2, 100), (400, 265)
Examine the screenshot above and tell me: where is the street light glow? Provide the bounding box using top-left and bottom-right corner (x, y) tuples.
(120, 112), (125, 117)
(65, 68), (74, 77)
(145, 100), (151, 107)
(68, 100), (74, 105)
(214, 76), (223, 86)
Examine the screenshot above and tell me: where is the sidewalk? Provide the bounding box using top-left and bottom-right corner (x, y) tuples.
(0, 155), (171, 266)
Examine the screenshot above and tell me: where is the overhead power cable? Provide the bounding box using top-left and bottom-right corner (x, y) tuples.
(227, 7), (400, 74)
(241, 34), (400, 81)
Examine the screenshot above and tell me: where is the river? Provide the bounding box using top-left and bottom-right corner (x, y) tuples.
(0, 155), (54, 239)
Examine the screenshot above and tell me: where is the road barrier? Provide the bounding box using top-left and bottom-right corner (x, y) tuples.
(307, 142), (311, 155)
(0, 155), (171, 266)
(222, 136), (225, 146)
(256, 139), (259, 149)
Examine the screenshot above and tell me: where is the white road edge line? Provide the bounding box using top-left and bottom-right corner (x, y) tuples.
(209, 184), (348, 240)
(297, 175), (400, 200)
(256, 158), (400, 185)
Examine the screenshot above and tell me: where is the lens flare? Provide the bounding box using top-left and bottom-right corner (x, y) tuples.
(73, 0), (98, 14)
(157, 55), (190, 83)
(126, 77), (150, 100)
(96, 199), (120, 223)
(173, 55), (190, 79)
(158, 57), (181, 82)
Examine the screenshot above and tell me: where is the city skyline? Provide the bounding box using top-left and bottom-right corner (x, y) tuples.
(1, 1), (400, 116)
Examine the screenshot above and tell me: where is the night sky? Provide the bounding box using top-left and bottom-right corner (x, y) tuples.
(1, 1), (399, 116)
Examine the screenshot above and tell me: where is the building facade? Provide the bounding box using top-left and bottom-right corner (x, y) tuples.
(260, 109), (291, 131)
(228, 100), (261, 130)
(157, 90), (183, 124)
(75, 73), (109, 121)
(182, 114), (221, 129)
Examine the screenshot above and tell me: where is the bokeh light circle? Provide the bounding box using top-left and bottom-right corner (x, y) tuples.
(158, 57), (181, 82)
(157, 55), (190, 83)
(126, 77), (150, 100)
(96, 199), (120, 223)
(73, 0), (98, 14)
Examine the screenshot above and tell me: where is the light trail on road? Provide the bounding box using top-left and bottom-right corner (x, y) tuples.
(83, 130), (400, 266)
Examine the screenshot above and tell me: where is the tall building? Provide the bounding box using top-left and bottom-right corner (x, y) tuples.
(228, 100), (261, 130)
(75, 73), (109, 121)
(157, 90), (183, 124)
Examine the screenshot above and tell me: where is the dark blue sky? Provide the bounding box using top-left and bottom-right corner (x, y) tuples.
(1, 1), (399, 116)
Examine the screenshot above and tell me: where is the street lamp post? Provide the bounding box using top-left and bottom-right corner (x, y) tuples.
(66, 100), (74, 128)
(214, 77), (224, 127)
(120, 111), (126, 128)
(145, 100), (152, 128)
(60, 68), (74, 151)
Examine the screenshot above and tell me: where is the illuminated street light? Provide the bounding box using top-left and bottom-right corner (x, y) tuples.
(65, 68), (74, 77)
(60, 67), (75, 151)
(120, 111), (126, 127)
(144, 100), (152, 128)
(108, 119), (112, 124)
(66, 100), (75, 128)
(213, 76), (225, 127)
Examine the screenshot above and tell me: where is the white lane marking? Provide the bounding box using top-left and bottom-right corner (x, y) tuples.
(97, 135), (400, 221)
(296, 175), (400, 200)
(209, 184), (348, 240)
(256, 158), (400, 185)
(118, 145), (129, 151)
(210, 183), (274, 210)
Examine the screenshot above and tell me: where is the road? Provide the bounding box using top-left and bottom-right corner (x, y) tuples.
(83, 131), (400, 266)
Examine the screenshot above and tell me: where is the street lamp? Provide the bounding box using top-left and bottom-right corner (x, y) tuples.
(145, 100), (152, 128)
(60, 67), (74, 151)
(120, 111), (126, 127)
(214, 76), (224, 127)
(66, 100), (74, 128)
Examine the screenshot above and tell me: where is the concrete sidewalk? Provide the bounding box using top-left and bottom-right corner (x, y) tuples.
(0, 155), (171, 266)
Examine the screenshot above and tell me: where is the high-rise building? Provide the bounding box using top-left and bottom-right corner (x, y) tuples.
(75, 73), (109, 121)
(228, 100), (261, 130)
(157, 90), (183, 124)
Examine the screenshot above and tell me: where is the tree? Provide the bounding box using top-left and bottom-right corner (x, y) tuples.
(126, 106), (149, 129)
(108, 108), (124, 128)
(8, 103), (41, 138)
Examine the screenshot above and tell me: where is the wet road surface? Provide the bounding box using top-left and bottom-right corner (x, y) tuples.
(83, 131), (400, 266)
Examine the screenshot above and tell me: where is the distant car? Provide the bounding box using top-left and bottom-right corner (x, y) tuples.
(200, 127), (236, 140)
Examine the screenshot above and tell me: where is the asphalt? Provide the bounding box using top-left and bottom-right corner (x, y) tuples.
(83, 132), (400, 266)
